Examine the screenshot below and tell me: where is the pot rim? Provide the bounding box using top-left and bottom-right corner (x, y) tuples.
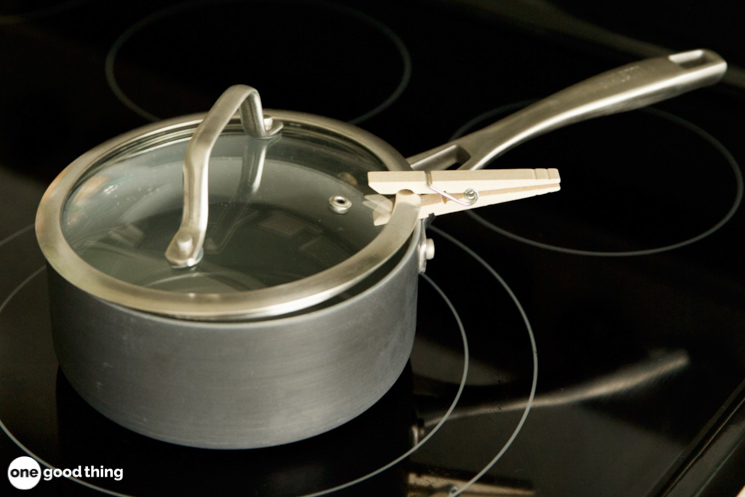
(51, 221), (423, 330)
(36, 110), (420, 320)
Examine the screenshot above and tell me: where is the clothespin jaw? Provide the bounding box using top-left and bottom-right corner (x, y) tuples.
(365, 168), (561, 225)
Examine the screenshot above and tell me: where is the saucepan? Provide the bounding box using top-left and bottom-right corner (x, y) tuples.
(36, 49), (725, 448)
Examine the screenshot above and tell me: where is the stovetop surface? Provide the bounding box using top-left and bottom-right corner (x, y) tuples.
(2, 1), (745, 496)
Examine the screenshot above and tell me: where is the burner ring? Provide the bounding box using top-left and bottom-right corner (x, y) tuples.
(0, 225), (537, 495)
(0, 226), (464, 495)
(0, 266), (464, 496)
(451, 104), (743, 257)
(105, 0), (411, 125)
(427, 226), (538, 495)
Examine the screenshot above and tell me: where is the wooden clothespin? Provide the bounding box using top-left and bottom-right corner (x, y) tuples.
(365, 168), (560, 225)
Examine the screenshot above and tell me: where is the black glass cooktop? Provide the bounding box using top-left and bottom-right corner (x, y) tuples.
(2, 1), (745, 496)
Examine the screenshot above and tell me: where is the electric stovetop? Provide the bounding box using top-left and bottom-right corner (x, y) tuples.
(2, 1), (744, 495)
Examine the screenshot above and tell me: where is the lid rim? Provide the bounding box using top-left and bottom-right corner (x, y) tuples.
(36, 110), (417, 320)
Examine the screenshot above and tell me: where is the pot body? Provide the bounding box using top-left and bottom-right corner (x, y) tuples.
(48, 224), (421, 449)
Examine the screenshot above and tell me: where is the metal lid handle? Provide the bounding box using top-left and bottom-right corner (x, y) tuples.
(408, 49), (727, 171)
(165, 85), (282, 268)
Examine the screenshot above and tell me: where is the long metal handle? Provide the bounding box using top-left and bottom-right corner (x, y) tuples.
(165, 85), (282, 268)
(408, 49), (727, 171)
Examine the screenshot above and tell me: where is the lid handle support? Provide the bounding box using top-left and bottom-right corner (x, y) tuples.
(165, 85), (282, 268)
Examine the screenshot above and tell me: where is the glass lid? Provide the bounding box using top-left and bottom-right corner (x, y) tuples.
(37, 86), (421, 320)
(63, 124), (384, 292)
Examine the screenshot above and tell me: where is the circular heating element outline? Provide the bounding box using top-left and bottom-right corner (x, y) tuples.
(0, 224), (538, 495)
(450, 104), (743, 257)
(104, 0), (411, 126)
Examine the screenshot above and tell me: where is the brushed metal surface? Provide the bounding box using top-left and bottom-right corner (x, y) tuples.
(408, 49), (726, 171)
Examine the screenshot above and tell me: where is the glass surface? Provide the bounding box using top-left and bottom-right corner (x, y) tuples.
(61, 126), (386, 292)
(3, 0), (745, 494)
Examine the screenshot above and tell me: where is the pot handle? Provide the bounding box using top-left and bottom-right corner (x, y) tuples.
(407, 49), (727, 171)
(165, 85), (282, 268)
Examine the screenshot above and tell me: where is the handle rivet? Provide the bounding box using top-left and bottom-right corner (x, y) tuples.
(176, 233), (193, 252)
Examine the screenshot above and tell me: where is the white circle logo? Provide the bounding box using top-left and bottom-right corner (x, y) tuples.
(7, 456), (42, 490)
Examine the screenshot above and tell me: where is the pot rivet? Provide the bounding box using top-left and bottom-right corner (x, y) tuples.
(328, 195), (352, 214)
(424, 238), (435, 260)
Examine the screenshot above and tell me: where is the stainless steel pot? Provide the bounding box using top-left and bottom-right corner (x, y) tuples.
(36, 49), (725, 449)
